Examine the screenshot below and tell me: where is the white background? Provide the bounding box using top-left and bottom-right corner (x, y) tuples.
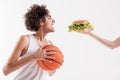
(0, 0), (120, 80)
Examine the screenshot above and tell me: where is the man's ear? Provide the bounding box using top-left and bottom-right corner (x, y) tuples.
(39, 19), (44, 26)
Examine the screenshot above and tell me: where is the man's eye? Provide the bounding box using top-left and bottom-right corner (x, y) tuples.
(48, 17), (51, 19)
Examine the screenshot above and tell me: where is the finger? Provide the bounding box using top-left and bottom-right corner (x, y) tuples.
(43, 50), (46, 54)
(46, 56), (55, 59)
(45, 49), (57, 52)
(42, 58), (52, 63)
(46, 52), (57, 54)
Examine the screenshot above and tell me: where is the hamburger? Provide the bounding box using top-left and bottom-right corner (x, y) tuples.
(68, 20), (94, 32)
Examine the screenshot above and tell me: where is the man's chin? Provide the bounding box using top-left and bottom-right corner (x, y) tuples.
(51, 30), (55, 32)
(49, 29), (55, 33)
(51, 28), (55, 32)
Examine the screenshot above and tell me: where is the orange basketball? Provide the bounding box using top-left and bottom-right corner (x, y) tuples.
(37, 45), (64, 70)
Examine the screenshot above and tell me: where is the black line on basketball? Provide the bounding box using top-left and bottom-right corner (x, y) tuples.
(41, 60), (51, 70)
(46, 58), (62, 65)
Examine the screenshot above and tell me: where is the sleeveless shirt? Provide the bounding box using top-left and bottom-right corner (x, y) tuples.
(13, 34), (50, 80)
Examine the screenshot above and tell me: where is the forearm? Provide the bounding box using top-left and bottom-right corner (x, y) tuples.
(3, 53), (35, 75)
(87, 32), (115, 49)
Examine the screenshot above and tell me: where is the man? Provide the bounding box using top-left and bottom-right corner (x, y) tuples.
(3, 4), (57, 80)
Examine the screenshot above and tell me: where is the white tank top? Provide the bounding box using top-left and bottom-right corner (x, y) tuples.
(13, 34), (50, 80)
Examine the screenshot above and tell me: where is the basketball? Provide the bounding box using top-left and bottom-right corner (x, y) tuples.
(37, 45), (64, 70)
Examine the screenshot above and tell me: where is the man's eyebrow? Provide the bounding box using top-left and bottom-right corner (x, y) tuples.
(47, 15), (51, 17)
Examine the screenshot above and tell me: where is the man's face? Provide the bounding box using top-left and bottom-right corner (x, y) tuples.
(43, 14), (55, 32)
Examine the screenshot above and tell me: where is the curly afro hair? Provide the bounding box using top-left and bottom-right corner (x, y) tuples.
(24, 4), (49, 31)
